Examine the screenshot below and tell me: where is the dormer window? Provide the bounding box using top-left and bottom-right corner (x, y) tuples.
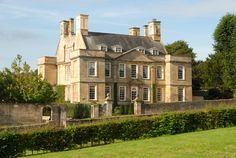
(153, 50), (160, 55)
(149, 47), (160, 55)
(112, 45), (123, 53)
(97, 44), (108, 52)
(116, 47), (122, 52)
(136, 46), (145, 53)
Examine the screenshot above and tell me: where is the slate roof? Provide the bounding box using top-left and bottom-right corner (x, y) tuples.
(83, 32), (167, 54)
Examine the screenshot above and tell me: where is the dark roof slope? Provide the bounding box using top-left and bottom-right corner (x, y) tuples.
(83, 32), (166, 54)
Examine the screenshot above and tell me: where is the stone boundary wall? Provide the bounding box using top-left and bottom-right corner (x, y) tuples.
(0, 103), (66, 127)
(0, 123), (49, 132)
(142, 99), (236, 115)
(68, 99), (236, 126)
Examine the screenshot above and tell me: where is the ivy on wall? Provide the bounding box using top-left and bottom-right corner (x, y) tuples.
(152, 84), (156, 103)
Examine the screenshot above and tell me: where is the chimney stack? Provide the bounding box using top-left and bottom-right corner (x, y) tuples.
(76, 14), (89, 36)
(69, 18), (74, 35)
(143, 25), (148, 37)
(148, 19), (161, 42)
(60, 20), (69, 37)
(128, 27), (140, 36)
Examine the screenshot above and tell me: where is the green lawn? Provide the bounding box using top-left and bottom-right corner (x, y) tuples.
(23, 127), (236, 158)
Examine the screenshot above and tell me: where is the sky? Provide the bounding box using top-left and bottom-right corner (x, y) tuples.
(0, 0), (236, 70)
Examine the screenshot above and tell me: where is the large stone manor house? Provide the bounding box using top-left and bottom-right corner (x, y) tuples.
(38, 14), (192, 104)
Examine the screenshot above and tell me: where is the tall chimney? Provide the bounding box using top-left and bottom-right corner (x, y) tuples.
(143, 25), (148, 37)
(76, 14), (89, 36)
(128, 27), (140, 36)
(60, 20), (69, 37)
(148, 19), (161, 42)
(69, 18), (74, 35)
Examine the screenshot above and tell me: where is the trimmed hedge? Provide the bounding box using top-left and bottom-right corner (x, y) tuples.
(1, 108), (236, 157)
(66, 103), (91, 119)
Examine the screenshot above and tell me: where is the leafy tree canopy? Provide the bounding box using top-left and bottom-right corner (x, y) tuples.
(165, 40), (196, 60)
(0, 54), (56, 103)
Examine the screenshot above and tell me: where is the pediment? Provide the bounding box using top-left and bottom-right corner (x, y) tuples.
(116, 50), (153, 62)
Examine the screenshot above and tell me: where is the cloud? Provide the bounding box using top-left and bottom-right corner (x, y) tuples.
(0, 3), (62, 21)
(89, 0), (236, 19)
(0, 29), (40, 41)
(149, 0), (236, 17)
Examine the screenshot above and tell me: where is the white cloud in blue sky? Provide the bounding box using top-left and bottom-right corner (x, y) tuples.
(0, 0), (236, 69)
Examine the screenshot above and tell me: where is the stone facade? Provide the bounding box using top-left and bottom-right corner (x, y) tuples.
(38, 13), (192, 104)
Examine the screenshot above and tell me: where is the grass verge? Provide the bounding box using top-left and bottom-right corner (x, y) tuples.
(23, 126), (236, 158)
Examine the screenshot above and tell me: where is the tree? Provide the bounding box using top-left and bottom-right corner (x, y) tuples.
(0, 54), (56, 103)
(210, 13), (236, 91)
(165, 40), (196, 60)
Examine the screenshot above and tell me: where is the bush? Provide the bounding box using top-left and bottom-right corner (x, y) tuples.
(55, 85), (65, 103)
(115, 103), (134, 115)
(66, 103), (91, 119)
(204, 88), (233, 100)
(1, 108), (236, 157)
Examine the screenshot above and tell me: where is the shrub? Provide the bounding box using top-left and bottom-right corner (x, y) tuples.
(55, 85), (65, 103)
(66, 103), (91, 119)
(1, 108), (236, 157)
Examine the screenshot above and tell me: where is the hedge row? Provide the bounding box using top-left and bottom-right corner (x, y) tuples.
(1, 108), (236, 157)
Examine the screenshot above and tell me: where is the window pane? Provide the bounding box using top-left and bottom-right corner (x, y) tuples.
(178, 88), (184, 102)
(143, 87), (149, 101)
(89, 62), (95, 76)
(143, 66), (148, 79)
(119, 86), (126, 101)
(116, 47), (122, 52)
(119, 64), (125, 78)
(131, 65), (137, 79)
(157, 88), (162, 102)
(131, 87), (137, 100)
(101, 46), (107, 51)
(157, 66), (163, 79)
(89, 86), (96, 100)
(105, 63), (110, 77)
(178, 66), (184, 80)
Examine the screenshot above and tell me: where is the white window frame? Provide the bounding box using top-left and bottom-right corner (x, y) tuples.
(105, 62), (111, 78)
(178, 65), (185, 80)
(119, 63), (126, 78)
(142, 87), (150, 101)
(131, 87), (138, 101)
(157, 87), (163, 102)
(88, 85), (97, 100)
(142, 65), (149, 79)
(88, 61), (97, 77)
(152, 49), (159, 55)
(101, 46), (107, 52)
(97, 44), (108, 52)
(136, 46), (145, 53)
(178, 87), (185, 102)
(115, 47), (122, 53)
(157, 65), (164, 80)
(119, 86), (126, 101)
(131, 64), (138, 79)
(105, 85), (112, 98)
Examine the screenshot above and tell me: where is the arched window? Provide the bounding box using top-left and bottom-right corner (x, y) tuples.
(42, 106), (52, 122)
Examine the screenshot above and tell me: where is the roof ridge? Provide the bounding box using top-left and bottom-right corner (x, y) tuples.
(88, 31), (147, 38)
